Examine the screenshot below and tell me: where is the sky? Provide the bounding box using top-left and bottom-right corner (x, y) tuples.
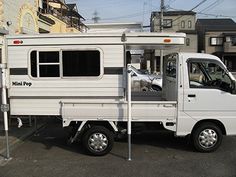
(66, 0), (236, 26)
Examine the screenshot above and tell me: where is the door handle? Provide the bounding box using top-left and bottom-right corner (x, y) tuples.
(188, 94), (196, 98)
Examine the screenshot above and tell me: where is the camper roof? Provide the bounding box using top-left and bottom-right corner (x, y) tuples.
(6, 32), (186, 50)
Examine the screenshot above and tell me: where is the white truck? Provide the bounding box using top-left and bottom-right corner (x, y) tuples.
(1, 32), (236, 156)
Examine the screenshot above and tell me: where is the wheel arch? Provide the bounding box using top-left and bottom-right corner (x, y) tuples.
(191, 119), (226, 135)
(86, 121), (118, 133)
(69, 120), (118, 133)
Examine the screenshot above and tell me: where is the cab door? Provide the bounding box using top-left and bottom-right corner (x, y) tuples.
(183, 58), (236, 122)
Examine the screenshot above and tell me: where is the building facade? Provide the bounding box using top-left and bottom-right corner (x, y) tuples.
(150, 11), (198, 72)
(0, 0), (39, 35)
(151, 11), (198, 53)
(38, 0), (87, 33)
(0, 0), (86, 35)
(196, 19), (236, 74)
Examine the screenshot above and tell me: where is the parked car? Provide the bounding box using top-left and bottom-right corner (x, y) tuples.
(130, 65), (162, 91)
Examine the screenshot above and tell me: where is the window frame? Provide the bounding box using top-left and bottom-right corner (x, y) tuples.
(181, 21), (185, 28)
(61, 48), (104, 79)
(188, 20), (192, 28)
(163, 19), (172, 28)
(187, 58), (233, 93)
(28, 47), (104, 80)
(210, 37), (224, 46)
(186, 38), (190, 46)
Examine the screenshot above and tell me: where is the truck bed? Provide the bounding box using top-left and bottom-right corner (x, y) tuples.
(61, 98), (177, 127)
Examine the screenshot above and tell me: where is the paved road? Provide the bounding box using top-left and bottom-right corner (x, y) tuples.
(0, 119), (236, 177)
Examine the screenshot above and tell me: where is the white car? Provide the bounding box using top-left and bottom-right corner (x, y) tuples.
(130, 66), (162, 91)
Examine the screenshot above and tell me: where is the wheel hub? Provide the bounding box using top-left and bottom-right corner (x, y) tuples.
(88, 133), (108, 152)
(198, 129), (218, 149)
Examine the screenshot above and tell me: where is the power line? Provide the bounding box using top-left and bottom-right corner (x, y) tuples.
(155, 0), (208, 28)
(85, 0), (208, 23)
(169, 6), (236, 20)
(81, 1), (130, 12)
(86, 8), (154, 21)
(169, 0), (177, 5)
(198, 0), (226, 15)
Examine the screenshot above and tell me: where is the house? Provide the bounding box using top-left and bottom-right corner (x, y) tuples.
(150, 10), (198, 72)
(0, 0), (87, 35)
(38, 0), (87, 33)
(196, 18), (236, 74)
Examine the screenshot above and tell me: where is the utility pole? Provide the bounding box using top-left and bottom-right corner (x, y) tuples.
(92, 11), (100, 23)
(159, 0), (164, 75)
(160, 0), (164, 32)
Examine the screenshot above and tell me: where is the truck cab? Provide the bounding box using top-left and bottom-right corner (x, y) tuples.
(167, 53), (236, 152)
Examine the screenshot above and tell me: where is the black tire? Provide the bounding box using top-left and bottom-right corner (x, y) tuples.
(82, 126), (114, 156)
(151, 85), (162, 91)
(191, 122), (223, 152)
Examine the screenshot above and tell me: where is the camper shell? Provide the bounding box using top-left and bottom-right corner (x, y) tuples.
(5, 32), (184, 116)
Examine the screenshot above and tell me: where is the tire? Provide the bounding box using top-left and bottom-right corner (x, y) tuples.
(151, 85), (162, 91)
(191, 122), (223, 152)
(82, 126), (114, 156)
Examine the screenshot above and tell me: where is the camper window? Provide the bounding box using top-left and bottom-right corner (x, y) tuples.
(39, 51), (60, 77)
(30, 51), (37, 77)
(30, 49), (101, 78)
(62, 50), (100, 77)
(30, 51), (60, 78)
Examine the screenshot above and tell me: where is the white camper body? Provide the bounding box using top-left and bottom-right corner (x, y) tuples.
(2, 32), (236, 156)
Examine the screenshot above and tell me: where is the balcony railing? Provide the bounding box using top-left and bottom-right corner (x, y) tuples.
(39, 7), (86, 32)
(39, 7), (85, 32)
(39, 7), (70, 25)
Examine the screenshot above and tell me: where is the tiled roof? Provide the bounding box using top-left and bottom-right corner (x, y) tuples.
(177, 30), (197, 34)
(196, 18), (236, 31)
(152, 10), (196, 16)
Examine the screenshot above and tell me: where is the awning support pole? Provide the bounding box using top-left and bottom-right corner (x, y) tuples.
(1, 64), (10, 159)
(127, 64), (132, 161)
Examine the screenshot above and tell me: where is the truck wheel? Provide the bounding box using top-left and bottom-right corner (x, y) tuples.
(82, 126), (114, 156)
(191, 122), (222, 152)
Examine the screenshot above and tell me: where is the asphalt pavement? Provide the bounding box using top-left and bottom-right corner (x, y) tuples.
(0, 118), (236, 177)
(0, 117), (46, 162)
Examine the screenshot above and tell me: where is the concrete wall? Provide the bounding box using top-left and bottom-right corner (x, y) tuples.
(151, 14), (197, 55)
(2, 0), (38, 34)
(204, 31), (236, 54)
(45, 14), (67, 33)
(152, 14), (196, 32)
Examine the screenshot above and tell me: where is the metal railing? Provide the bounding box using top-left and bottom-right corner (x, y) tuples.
(39, 7), (70, 25)
(39, 7), (84, 32)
